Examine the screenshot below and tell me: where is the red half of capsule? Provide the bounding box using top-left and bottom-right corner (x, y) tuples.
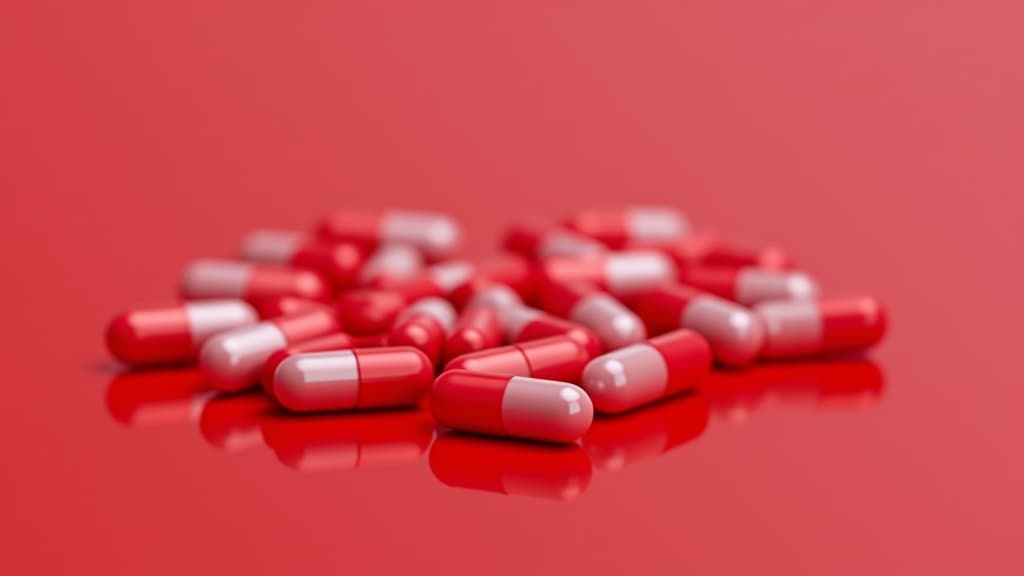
(445, 335), (589, 383)
(336, 289), (409, 335)
(388, 314), (447, 369)
(292, 241), (366, 289)
(251, 296), (333, 320)
(445, 305), (503, 362)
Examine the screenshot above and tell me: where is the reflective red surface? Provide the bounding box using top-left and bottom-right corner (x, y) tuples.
(3, 1), (1023, 574)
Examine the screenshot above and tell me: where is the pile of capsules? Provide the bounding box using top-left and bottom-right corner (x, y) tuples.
(106, 207), (886, 444)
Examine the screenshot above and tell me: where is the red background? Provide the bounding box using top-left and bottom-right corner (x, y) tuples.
(2, 1), (1023, 574)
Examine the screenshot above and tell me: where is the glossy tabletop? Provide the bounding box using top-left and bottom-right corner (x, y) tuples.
(2, 1), (1023, 574)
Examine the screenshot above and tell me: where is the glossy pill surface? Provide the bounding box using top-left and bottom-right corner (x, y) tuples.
(260, 332), (365, 396)
(431, 370), (593, 443)
(387, 297), (457, 367)
(445, 335), (590, 383)
(566, 207), (690, 248)
(445, 305), (503, 361)
(499, 305), (603, 359)
(273, 347), (433, 413)
(580, 329), (711, 413)
(241, 229), (365, 288)
(755, 297), (887, 358)
(541, 281), (646, 351)
(107, 300), (258, 366)
(181, 259), (329, 302)
(318, 210), (461, 259)
(542, 251), (676, 295)
(681, 266), (818, 306)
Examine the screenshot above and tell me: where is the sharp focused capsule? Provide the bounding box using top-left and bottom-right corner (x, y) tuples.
(107, 300), (258, 366)
(540, 281), (647, 351)
(357, 243), (425, 287)
(505, 222), (607, 259)
(542, 251), (676, 294)
(626, 284), (764, 367)
(680, 266), (819, 306)
(318, 209), (462, 259)
(240, 229), (366, 288)
(566, 206), (691, 248)
(754, 297), (887, 358)
(580, 330), (711, 414)
(445, 335), (590, 383)
(498, 305), (603, 359)
(200, 308), (340, 392)
(387, 297), (457, 367)
(445, 305), (502, 361)
(260, 332), (385, 396)
(431, 370), (594, 443)
(181, 259), (329, 302)
(273, 347), (434, 413)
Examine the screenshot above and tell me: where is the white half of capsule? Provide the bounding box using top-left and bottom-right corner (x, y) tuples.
(681, 295), (764, 365)
(735, 269), (819, 306)
(498, 306), (543, 341)
(580, 343), (668, 413)
(200, 322), (289, 389)
(468, 284), (524, 313)
(428, 260), (475, 293)
(604, 252), (676, 294)
(274, 350), (361, 411)
(381, 211), (461, 258)
(624, 207), (690, 241)
(755, 300), (824, 358)
(538, 229), (606, 258)
(398, 297), (457, 333)
(358, 243), (424, 285)
(184, 299), (259, 345)
(240, 229), (303, 263)
(569, 294), (647, 350)
(181, 259), (252, 299)
(501, 377), (594, 442)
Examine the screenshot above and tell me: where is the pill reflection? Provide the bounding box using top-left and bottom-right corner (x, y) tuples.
(701, 358), (885, 423)
(105, 368), (214, 428)
(429, 433), (592, 501)
(582, 391), (710, 472)
(199, 392), (278, 452)
(261, 408), (435, 471)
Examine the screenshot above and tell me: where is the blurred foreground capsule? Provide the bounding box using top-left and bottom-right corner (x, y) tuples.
(680, 266), (819, 306)
(566, 206), (690, 248)
(580, 330), (711, 414)
(626, 284), (764, 367)
(273, 347), (433, 413)
(260, 332), (384, 396)
(200, 308), (340, 392)
(505, 222), (607, 259)
(107, 299), (258, 366)
(318, 209), (461, 259)
(430, 433), (592, 501)
(199, 392), (276, 452)
(250, 296), (331, 320)
(465, 283), (525, 315)
(105, 368), (213, 427)
(542, 251), (676, 295)
(755, 297), (886, 359)
(445, 305), (503, 361)
(357, 243), (425, 287)
(582, 392), (710, 471)
(262, 408), (435, 471)
(431, 370), (593, 443)
(181, 259), (330, 302)
(540, 281), (646, 351)
(499, 305), (603, 359)
(240, 229), (366, 288)
(445, 335), (590, 383)
(387, 297), (457, 367)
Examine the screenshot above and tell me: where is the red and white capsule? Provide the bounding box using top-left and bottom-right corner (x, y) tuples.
(627, 284), (764, 367)
(431, 370), (594, 443)
(498, 305), (603, 359)
(357, 243), (425, 287)
(318, 210), (462, 259)
(445, 335), (590, 383)
(107, 300), (258, 366)
(505, 222), (607, 259)
(566, 207), (690, 248)
(240, 229), (366, 288)
(755, 297), (887, 359)
(181, 259), (329, 302)
(661, 234), (795, 271)
(541, 282), (647, 350)
(200, 308), (340, 392)
(387, 297), (457, 367)
(445, 305), (503, 361)
(260, 331), (384, 396)
(465, 283), (525, 314)
(273, 347), (434, 413)
(335, 289), (409, 335)
(542, 251), (676, 295)
(580, 330), (712, 414)
(680, 266), (819, 306)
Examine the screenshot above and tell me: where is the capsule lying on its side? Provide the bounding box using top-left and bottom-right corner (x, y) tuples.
(505, 222), (607, 259)
(755, 297), (887, 359)
(387, 297), (457, 367)
(431, 370), (593, 443)
(540, 281), (646, 351)
(240, 229), (366, 288)
(273, 347), (434, 413)
(357, 243), (425, 288)
(445, 335), (590, 383)
(580, 329), (712, 414)
(542, 251), (676, 295)
(566, 206), (690, 248)
(181, 259), (329, 302)
(107, 300), (258, 366)
(445, 305), (503, 361)
(498, 305), (603, 360)
(260, 331), (382, 396)
(680, 266), (819, 306)
(318, 209), (462, 259)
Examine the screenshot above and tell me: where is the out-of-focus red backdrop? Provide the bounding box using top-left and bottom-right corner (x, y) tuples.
(2, 1), (1022, 574)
